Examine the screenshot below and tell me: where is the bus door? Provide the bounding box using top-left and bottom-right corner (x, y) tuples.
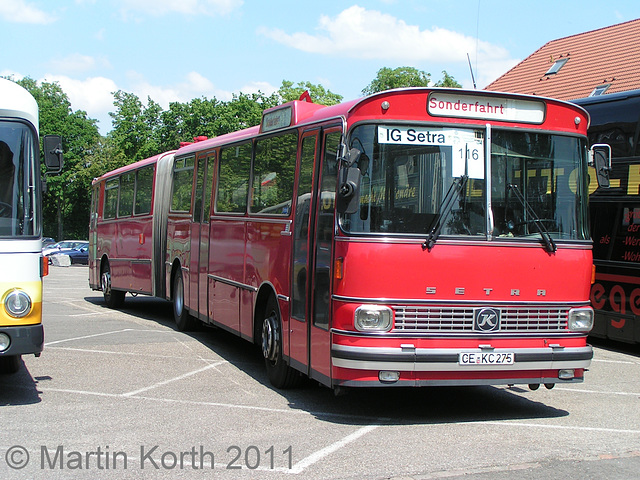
(89, 184), (99, 288)
(290, 128), (341, 382)
(189, 153), (214, 321)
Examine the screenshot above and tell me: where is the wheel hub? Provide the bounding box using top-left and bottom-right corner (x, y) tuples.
(261, 314), (279, 361)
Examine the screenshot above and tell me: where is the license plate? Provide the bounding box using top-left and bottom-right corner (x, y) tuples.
(458, 352), (514, 365)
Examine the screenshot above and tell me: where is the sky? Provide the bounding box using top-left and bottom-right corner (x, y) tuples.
(2, 0), (639, 135)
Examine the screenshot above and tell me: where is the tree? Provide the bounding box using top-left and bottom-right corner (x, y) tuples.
(362, 67), (431, 96)
(433, 70), (462, 88)
(108, 91), (161, 163)
(278, 80), (342, 105)
(362, 67), (462, 95)
(15, 77), (101, 240)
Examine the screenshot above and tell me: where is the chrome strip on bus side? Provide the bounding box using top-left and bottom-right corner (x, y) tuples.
(207, 274), (258, 293)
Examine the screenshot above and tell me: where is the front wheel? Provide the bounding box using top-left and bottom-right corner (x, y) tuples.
(101, 261), (125, 308)
(0, 355), (21, 374)
(173, 270), (196, 331)
(261, 296), (299, 389)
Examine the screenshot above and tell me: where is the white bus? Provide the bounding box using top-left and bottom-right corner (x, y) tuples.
(0, 77), (62, 374)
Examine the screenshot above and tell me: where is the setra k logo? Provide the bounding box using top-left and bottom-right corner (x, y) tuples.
(474, 308), (500, 332)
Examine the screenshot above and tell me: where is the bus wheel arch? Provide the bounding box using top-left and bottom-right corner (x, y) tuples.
(100, 256), (125, 308)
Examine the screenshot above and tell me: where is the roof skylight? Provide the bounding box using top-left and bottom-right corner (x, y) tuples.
(545, 57), (569, 75)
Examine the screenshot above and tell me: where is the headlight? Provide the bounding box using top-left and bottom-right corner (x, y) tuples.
(568, 307), (594, 332)
(354, 305), (393, 332)
(4, 289), (32, 318)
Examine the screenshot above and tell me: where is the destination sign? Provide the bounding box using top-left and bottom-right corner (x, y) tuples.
(428, 92), (545, 124)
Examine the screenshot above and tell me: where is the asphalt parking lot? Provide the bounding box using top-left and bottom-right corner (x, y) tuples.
(1, 265), (639, 479)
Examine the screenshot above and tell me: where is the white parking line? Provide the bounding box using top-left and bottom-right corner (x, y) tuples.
(122, 362), (227, 397)
(555, 387), (640, 397)
(592, 358), (640, 365)
(481, 421), (640, 435)
(44, 329), (137, 346)
(44, 328), (176, 346)
(46, 346), (221, 361)
(288, 425), (380, 474)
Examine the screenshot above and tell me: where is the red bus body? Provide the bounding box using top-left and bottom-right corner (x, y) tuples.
(90, 88), (596, 390)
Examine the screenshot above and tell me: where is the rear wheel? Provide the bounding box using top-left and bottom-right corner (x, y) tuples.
(261, 296), (299, 389)
(0, 355), (21, 374)
(101, 261), (125, 308)
(173, 269), (196, 331)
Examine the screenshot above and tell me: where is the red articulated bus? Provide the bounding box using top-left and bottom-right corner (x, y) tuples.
(89, 88), (610, 391)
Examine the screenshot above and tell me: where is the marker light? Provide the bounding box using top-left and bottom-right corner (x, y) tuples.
(4, 290), (32, 318)
(568, 307), (594, 332)
(354, 305), (393, 332)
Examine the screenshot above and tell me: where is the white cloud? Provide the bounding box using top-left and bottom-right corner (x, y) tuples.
(238, 81), (278, 96)
(125, 70), (232, 106)
(42, 75), (118, 132)
(49, 54), (112, 75)
(258, 5), (517, 84)
(116, 0), (243, 17)
(0, 0), (56, 24)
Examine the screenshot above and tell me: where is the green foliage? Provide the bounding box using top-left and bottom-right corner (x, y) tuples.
(361, 67), (461, 95)
(278, 80), (343, 106)
(433, 70), (462, 88)
(362, 67), (431, 95)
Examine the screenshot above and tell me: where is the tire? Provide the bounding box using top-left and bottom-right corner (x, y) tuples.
(173, 269), (196, 331)
(101, 261), (125, 308)
(261, 296), (299, 389)
(0, 355), (21, 374)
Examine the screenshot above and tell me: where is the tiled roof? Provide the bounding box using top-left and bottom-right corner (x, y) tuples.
(485, 18), (640, 100)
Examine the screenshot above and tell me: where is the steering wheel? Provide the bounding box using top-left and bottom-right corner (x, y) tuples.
(0, 201), (11, 217)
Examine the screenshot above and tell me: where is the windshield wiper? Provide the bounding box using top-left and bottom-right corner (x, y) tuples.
(422, 174), (468, 251)
(507, 184), (557, 253)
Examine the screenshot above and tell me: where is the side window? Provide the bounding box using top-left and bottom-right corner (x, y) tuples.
(171, 156), (195, 212)
(118, 172), (135, 217)
(251, 132), (298, 214)
(103, 178), (119, 219)
(134, 165), (154, 215)
(90, 184), (99, 229)
(202, 154), (215, 222)
(216, 143), (251, 213)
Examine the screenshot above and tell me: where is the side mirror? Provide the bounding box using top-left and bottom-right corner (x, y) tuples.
(336, 166), (361, 214)
(589, 143), (611, 188)
(43, 135), (63, 174)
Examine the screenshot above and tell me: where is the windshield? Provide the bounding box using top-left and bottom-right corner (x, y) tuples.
(340, 124), (589, 242)
(0, 121), (39, 237)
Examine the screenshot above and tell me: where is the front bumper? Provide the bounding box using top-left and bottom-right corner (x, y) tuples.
(0, 324), (44, 357)
(331, 332), (593, 387)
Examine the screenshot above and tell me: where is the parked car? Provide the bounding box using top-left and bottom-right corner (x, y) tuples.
(42, 237), (56, 248)
(65, 244), (89, 265)
(42, 240), (88, 256)
(45, 242), (89, 265)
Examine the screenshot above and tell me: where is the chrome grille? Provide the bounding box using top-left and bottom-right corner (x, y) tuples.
(392, 305), (569, 333)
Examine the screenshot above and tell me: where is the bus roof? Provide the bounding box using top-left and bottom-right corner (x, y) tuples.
(572, 88), (640, 106)
(0, 78), (39, 132)
(92, 150), (176, 185)
(572, 89), (640, 127)
(0, 77), (39, 132)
